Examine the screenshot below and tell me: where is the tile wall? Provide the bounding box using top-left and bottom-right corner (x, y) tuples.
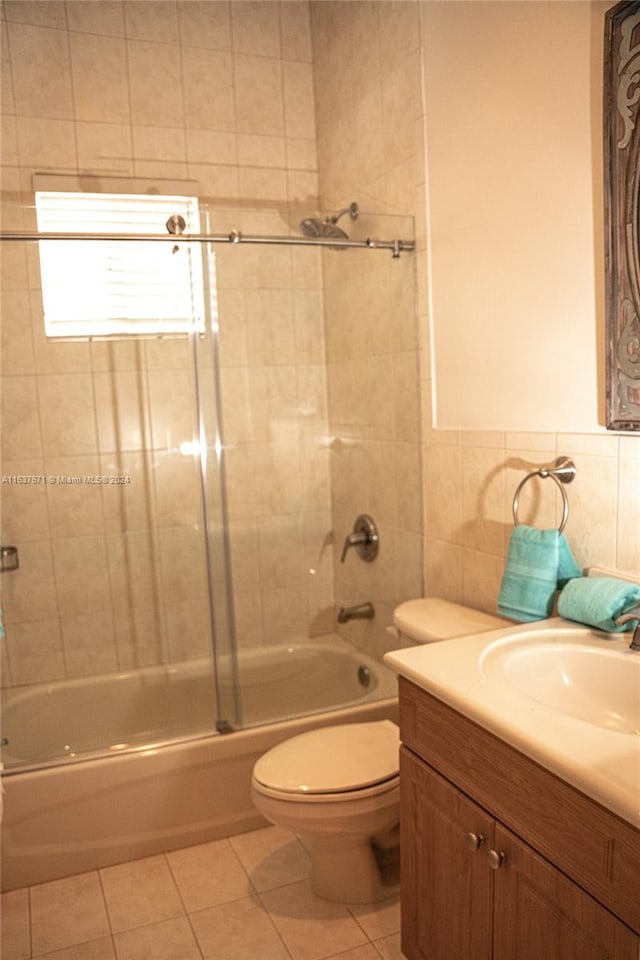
(310, 2), (425, 660)
(312, 0), (638, 631)
(0, 0), (333, 689)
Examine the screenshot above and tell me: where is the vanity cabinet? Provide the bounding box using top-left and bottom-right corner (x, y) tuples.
(399, 676), (640, 960)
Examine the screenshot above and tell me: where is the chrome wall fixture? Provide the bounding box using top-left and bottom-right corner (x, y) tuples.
(0, 545), (19, 573)
(340, 514), (379, 563)
(337, 602), (375, 623)
(511, 456), (577, 533)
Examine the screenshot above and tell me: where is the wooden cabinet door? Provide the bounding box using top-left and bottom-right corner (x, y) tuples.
(400, 746), (494, 960)
(493, 823), (640, 960)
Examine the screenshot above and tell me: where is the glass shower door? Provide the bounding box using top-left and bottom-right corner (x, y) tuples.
(0, 203), (239, 769)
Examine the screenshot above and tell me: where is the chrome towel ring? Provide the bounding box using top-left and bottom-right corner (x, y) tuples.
(512, 456), (576, 533)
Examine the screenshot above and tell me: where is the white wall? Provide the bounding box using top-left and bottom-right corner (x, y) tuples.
(423, 1), (605, 432)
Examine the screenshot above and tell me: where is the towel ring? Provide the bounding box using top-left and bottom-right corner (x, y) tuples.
(513, 458), (575, 533)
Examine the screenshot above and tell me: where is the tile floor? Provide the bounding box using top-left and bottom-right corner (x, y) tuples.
(1, 825), (405, 960)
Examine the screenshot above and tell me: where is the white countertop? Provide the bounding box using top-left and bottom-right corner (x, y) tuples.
(384, 617), (640, 829)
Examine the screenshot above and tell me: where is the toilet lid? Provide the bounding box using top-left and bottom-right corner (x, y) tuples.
(253, 720), (399, 795)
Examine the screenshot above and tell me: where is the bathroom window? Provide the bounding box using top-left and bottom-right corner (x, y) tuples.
(35, 191), (206, 338)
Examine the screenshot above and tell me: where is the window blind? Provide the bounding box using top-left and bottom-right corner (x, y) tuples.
(35, 192), (206, 338)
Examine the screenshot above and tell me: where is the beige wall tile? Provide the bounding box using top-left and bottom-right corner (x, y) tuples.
(239, 165), (287, 204)
(100, 449), (156, 532)
(38, 373), (98, 457)
(188, 161), (239, 200)
(124, 0), (178, 43)
(186, 128), (236, 165)
(283, 61), (315, 141)
(147, 367), (196, 450)
(2, 374), (42, 459)
(280, 2), (312, 63)
(60, 608), (118, 676)
(1, 539), (58, 622)
(1, 113), (18, 163)
(158, 525), (207, 601)
(183, 47), (235, 132)
(231, 0), (280, 58)
(1, 288), (34, 373)
(16, 115), (77, 167)
(128, 39), (183, 128)
(178, 0), (231, 51)
(8, 22), (73, 118)
(562, 455), (618, 570)
(617, 457), (640, 575)
(5, 616), (64, 683)
(233, 588), (265, 648)
(153, 450), (201, 527)
(113, 601), (166, 668)
(52, 535), (110, 616)
(286, 137), (317, 171)
(1, 22), (16, 115)
(461, 446), (507, 557)
(66, 1), (125, 37)
(45, 455), (105, 537)
(0, 458), (50, 542)
(93, 369), (151, 454)
(70, 33), (129, 124)
(258, 514), (306, 589)
(261, 584), (310, 645)
(75, 121), (133, 174)
(164, 596), (212, 660)
(235, 54), (283, 137)
(377, 1), (421, 70)
(106, 528), (163, 611)
(4, 1), (67, 28)
(238, 133), (285, 169)
(133, 125), (186, 163)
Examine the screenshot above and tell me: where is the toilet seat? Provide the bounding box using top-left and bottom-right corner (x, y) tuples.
(252, 720), (399, 800)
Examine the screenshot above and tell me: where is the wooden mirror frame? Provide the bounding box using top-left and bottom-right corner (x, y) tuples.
(604, 0), (640, 430)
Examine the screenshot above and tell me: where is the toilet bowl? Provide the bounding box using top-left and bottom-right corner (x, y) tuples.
(251, 600), (509, 903)
(252, 720), (400, 903)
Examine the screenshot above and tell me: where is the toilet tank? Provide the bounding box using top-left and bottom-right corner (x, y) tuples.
(393, 598), (508, 645)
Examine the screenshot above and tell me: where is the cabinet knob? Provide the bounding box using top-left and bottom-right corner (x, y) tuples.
(465, 832), (485, 851)
(487, 849), (506, 870)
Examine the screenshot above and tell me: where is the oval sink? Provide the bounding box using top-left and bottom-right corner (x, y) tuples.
(480, 638), (640, 735)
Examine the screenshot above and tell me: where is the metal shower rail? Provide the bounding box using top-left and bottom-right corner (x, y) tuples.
(0, 229), (415, 258)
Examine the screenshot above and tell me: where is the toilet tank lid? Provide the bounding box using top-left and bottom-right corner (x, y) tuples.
(253, 721), (399, 795)
(393, 598), (508, 644)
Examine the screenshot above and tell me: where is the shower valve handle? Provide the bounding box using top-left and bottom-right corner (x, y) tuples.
(340, 515), (379, 563)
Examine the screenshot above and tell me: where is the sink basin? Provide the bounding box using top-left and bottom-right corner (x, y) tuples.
(480, 635), (640, 735)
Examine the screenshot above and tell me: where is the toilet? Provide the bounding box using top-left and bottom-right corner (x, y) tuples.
(251, 599), (507, 903)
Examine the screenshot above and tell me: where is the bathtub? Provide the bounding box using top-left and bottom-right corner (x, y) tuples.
(1, 636), (398, 891)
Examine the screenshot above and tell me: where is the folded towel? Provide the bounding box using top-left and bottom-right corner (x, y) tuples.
(557, 576), (640, 632)
(497, 526), (581, 622)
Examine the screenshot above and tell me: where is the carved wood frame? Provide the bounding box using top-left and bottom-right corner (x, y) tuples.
(604, 0), (640, 430)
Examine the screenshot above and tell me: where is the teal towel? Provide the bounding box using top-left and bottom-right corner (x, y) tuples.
(558, 576), (640, 632)
(497, 526), (581, 622)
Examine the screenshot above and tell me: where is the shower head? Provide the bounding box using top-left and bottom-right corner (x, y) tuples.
(299, 201), (359, 242)
(299, 218), (349, 240)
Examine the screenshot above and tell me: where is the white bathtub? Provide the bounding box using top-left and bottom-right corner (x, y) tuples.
(1, 636), (398, 890)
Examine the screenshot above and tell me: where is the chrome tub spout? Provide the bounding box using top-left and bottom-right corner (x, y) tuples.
(337, 602), (375, 623)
